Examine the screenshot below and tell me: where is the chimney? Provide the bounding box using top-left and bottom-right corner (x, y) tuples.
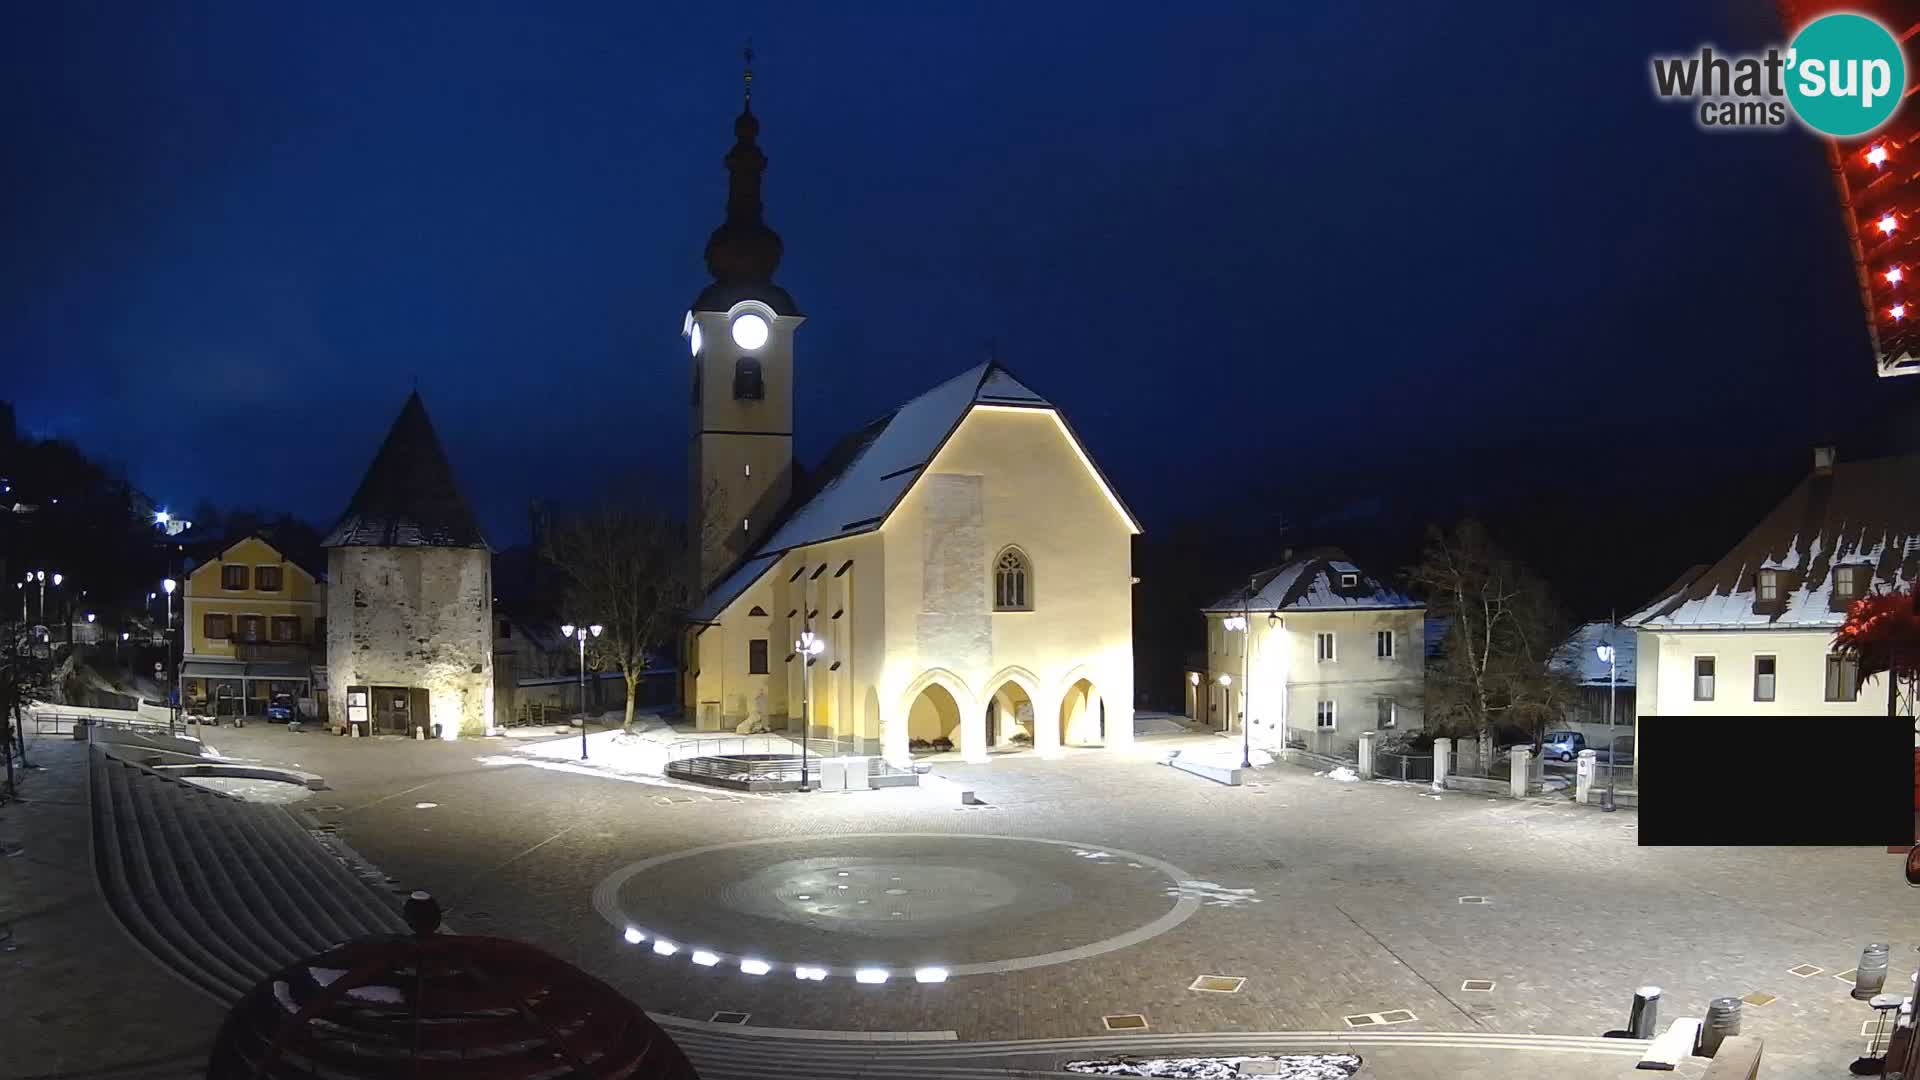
(1813, 445), (1837, 476)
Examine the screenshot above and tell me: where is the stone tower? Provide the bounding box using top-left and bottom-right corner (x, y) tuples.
(322, 392), (494, 738)
(688, 52), (804, 594)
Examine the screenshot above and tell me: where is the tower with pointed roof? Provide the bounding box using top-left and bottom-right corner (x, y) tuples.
(686, 47), (804, 594)
(323, 392), (495, 739)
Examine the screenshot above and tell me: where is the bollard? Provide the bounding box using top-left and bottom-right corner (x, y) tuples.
(1855, 943), (1892, 1000)
(1630, 986), (1662, 1039)
(1695, 996), (1741, 1057)
(415, 726), (425, 741)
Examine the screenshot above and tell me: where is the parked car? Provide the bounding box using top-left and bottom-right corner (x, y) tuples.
(266, 693), (296, 723)
(1540, 730), (1586, 762)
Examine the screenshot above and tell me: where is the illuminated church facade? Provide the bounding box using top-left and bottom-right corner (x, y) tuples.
(682, 69), (1139, 765)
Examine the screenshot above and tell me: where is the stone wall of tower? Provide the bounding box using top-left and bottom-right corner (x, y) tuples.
(325, 546), (494, 738)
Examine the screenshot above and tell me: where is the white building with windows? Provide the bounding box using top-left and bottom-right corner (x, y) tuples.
(1624, 448), (1919, 756)
(1192, 549), (1425, 758)
(681, 73), (1140, 765)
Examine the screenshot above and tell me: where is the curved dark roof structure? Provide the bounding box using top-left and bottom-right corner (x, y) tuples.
(208, 894), (698, 1080)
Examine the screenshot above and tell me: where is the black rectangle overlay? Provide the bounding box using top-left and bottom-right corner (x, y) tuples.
(1638, 715), (1913, 846)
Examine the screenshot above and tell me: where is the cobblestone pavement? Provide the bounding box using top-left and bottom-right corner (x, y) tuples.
(205, 724), (1920, 1078)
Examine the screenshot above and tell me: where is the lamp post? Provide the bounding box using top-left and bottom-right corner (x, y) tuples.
(795, 629), (825, 792)
(1223, 607), (1253, 768)
(561, 623), (602, 760)
(1216, 673), (1233, 753)
(163, 578), (178, 735)
(1596, 639), (1618, 813)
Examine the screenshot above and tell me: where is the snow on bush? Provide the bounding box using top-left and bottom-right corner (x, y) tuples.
(1065, 1054), (1362, 1079)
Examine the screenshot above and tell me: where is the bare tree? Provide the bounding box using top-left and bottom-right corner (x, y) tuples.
(1408, 519), (1576, 746)
(542, 498), (689, 734)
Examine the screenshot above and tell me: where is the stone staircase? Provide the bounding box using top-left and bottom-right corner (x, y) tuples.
(87, 745), (408, 1004)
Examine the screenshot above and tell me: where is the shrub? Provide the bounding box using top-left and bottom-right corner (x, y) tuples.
(1009, 731), (1033, 746)
(931, 737), (954, 752)
(909, 738), (931, 751)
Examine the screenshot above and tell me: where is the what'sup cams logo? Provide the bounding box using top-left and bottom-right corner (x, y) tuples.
(1651, 12), (1906, 136)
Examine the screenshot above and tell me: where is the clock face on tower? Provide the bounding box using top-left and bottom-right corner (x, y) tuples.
(689, 322), (703, 356)
(731, 312), (769, 350)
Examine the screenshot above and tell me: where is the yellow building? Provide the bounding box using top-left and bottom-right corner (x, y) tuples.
(181, 535), (326, 718)
(681, 88), (1140, 765)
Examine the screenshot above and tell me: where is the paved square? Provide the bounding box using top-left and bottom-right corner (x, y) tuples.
(198, 724), (1920, 1078)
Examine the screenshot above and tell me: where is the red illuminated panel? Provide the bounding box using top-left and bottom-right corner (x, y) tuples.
(1779, 1), (1920, 376)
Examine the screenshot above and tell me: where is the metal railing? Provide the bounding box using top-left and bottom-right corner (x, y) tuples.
(1374, 751), (1434, 783)
(663, 733), (860, 762)
(32, 710), (174, 736)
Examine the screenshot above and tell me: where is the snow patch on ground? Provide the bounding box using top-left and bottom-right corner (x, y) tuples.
(1315, 766), (1360, 783)
(1168, 880), (1261, 907)
(1165, 746), (1275, 770)
(1066, 1054), (1361, 1079)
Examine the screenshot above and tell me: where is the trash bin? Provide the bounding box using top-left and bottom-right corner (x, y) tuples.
(1856, 943), (1892, 999)
(1696, 996), (1741, 1057)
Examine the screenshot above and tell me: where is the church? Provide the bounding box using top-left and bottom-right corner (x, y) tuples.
(682, 67), (1140, 766)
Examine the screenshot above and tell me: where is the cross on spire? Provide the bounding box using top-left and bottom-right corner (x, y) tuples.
(743, 39), (754, 108)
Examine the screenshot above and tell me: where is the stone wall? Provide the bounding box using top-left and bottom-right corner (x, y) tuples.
(326, 546), (493, 738)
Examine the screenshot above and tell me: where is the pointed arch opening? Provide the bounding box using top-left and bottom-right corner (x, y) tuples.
(1058, 677), (1106, 748)
(993, 546), (1034, 611)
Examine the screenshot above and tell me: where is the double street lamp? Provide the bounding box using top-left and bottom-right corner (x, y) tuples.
(561, 623), (602, 760)
(795, 629), (825, 792)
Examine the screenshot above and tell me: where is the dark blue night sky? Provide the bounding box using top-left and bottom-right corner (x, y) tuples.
(5, 2), (1914, 549)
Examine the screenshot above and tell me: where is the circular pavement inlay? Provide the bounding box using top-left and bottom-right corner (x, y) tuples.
(594, 833), (1200, 980)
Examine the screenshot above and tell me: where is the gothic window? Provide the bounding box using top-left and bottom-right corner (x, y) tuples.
(733, 357), (764, 400)
(994, 547), (1032, 611)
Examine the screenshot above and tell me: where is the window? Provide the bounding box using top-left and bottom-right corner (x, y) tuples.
(1693, 656), (1715, 701)
(1376, 630), (1394, 659)
(748, 638), (769, 675)
(498, 619), (512, 638)
(270, 616), (300, 643)
(1836, 565), (1865, 602)
(1754, 655), (1776, 702)
(1376, 699), (1396, 728)
(314, 617), (326, 643)
(1316, 631), (1336, 662)
(733, 357), (765, 400)
(993, 547), (1032, 611)
(1756, 570), (1780, 603)
(1827, 653), (1860, 702)
(221, 564), (248, 591)
(203, 613), (230, 640)
(1316, 700), (1337, 729)
(238, 615), (264, 642)
(255, 565), (283, 592)
(1340, 572), (1359, 588)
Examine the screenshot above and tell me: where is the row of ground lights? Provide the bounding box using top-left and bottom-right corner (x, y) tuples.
(622, 926), (948, 984)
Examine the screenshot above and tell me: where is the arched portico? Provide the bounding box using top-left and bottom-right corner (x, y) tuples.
(982, 665), (1055, 756)
(897, 669), (985, 763)
(1057, 670), (1106, 749)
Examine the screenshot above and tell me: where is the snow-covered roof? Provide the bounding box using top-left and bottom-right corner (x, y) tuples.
(1202, 548), (1421, 614)
(1549, 622), (1636, 685)
(1625, 453), (1920, 631)
(689, 362), (1139, 623)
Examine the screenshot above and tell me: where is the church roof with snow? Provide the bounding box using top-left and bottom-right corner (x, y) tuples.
(1201, 548), (1420, 614)
(690, 361), (1135, 623)
(1624, 452), (1920, 631)
(323, 392), (490, 550)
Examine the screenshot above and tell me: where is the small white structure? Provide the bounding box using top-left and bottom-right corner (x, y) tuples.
(1195, 549), (1425, 759)
(1625, 447), (1920, 778)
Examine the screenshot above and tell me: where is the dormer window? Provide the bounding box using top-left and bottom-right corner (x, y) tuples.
(1756, 570), (1780, 604)
(1835, 565), (1865, 601)
(733, 357), (764, 400)
(1340, 572), (1359, 588)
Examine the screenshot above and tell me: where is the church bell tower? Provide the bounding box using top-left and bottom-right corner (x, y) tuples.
(688, 47), (803, 594)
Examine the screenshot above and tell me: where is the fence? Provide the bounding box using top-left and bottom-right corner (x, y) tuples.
(663, 733), (862, 762)
(1374, 751), (1434, 783)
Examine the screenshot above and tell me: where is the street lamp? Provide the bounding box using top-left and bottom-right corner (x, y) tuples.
(1596, 639), (1618, 813)
(163, 578), (178, 734)
(795, 629), (825, 792)
(561, 623), (602, 760)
